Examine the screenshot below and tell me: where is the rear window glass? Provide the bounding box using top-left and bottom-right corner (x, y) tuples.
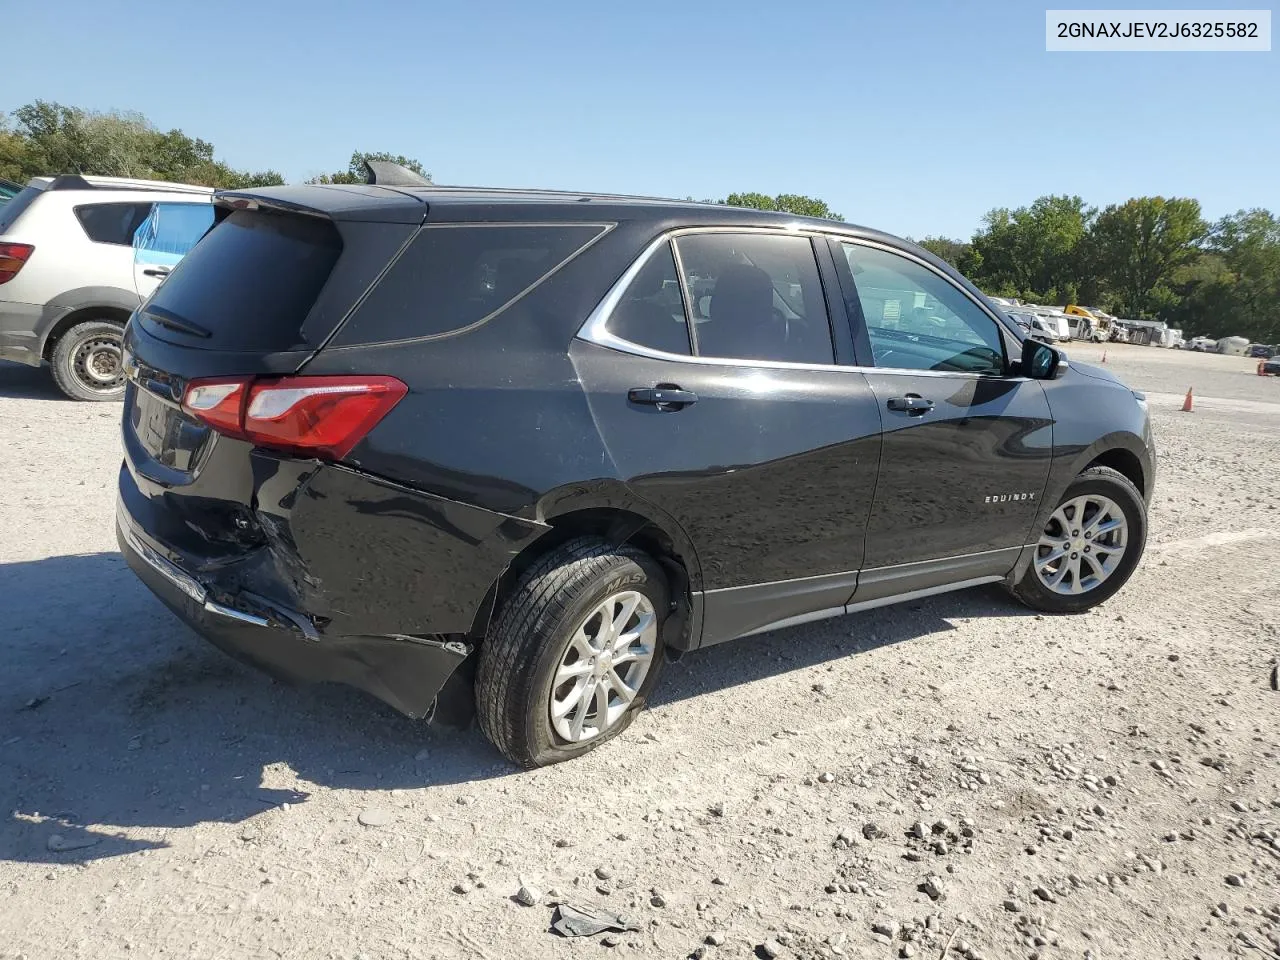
(0, 186), (43, 233)
(75, 202), (154, 245)
(139, 209), (342, 351)
(334, 224), (607, 345)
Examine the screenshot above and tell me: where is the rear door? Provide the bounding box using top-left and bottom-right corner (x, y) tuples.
(132, 201), (215, 298)
(71, 200), (155, 286)
(572, 228), (883, 645)
(829, 238), (1054, 595)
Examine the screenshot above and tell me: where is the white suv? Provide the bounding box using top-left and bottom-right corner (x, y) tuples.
(0, 174), (214, 400)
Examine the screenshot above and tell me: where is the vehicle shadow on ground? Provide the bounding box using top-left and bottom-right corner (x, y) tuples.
(0, 551), (1033, 864)
(0, 360), (67, 401)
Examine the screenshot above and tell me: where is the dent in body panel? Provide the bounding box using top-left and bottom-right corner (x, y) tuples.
(286, 464), (546, 636)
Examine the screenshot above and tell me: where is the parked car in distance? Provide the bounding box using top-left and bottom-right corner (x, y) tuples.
(0, 174), (214, 400)
(1006, 309), (1059, 343)
(1217, 336), (1250, 356)
(1187, 336), (1217, 352)
(1065, 305), (1111, 342)
(1263, 355), (1280, 376)
(117, 170), (1156, 767)
(1022, 309), (1072, 343)
(1248, 343), (1275, 359)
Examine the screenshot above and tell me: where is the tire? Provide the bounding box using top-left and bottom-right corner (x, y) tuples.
(475, 537), (669, 768)
(50, 320), (127, 402)
(1009, 465), (1147, 614)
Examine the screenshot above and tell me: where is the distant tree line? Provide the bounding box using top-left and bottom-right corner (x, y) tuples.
(911, 195), (1280, 343)
(0, 100), (431, 192)
(0, 101), (286, 189)
(5, 101), (1272, 342)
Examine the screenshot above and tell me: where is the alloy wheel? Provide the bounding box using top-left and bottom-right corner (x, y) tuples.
(549, 590), (656, 743)
(1034, 494), (1129, 595)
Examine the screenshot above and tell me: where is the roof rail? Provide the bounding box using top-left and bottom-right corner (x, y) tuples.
(410, 182), (690, 204)
(43, 174), (214, 195)
(363, 160), (432, 188)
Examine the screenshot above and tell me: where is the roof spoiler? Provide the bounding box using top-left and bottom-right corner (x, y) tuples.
(213, 192), (333, 220)
(363, 160), (431, 187)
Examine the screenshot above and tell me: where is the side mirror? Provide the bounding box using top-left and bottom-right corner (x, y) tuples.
(1022, 338), (1066, 379)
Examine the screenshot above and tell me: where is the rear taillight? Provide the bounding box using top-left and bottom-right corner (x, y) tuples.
(0, 243), (34, 284)
(181, 375), (407, 461)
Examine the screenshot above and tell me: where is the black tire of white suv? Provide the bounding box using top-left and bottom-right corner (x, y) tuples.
(50, 319), (128, 401)
(1010, 466), (1147, 614)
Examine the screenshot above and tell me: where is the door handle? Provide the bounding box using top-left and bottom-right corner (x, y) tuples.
(628, 386), (698, 409)
(886, 395), (934, 415)
(142, 266), (171, 278)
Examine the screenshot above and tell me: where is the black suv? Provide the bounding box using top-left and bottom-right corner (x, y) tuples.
(117, 170), (1155, 767)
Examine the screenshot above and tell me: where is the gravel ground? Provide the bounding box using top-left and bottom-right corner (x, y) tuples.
(1, 344), (1277, 960)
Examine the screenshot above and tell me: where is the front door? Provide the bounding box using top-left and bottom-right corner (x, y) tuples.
(571, 229), (883, 645)
(132, 202), (215, 299)
(829, 238), (1054, 592)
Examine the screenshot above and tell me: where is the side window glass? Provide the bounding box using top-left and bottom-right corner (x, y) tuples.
(134, 203), (215, 261)
(75, 202), (156, 246)
(603, 242), (690, 356)
(839, 243), (1005, 375)
(674, 233), (833, 365)
(335, 224), (606, 345)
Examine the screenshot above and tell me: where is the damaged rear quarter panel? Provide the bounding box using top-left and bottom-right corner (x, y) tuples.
(260, 461), (547, 637)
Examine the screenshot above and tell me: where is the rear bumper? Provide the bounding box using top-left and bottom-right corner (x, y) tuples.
(117, 496), (471, 719)
(0, 300), (45, 366)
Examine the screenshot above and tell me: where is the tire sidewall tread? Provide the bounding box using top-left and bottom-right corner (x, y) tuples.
(50, 320), (126, 402)
(475, 537), (668, 768)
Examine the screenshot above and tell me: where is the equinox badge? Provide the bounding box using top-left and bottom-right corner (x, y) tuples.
(985, 492), (1037, 503)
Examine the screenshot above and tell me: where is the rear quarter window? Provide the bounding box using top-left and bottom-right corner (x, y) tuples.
(332, 223), (609, 346)
(75, 202), (155, 245)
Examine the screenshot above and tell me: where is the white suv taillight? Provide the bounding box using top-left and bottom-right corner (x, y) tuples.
(0, 243), (34, 284)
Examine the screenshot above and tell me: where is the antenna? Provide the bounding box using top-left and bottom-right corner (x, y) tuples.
(363, 160), (431, 187)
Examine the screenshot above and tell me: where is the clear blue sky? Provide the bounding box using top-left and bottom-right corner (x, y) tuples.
(4, 0), (1275, 239)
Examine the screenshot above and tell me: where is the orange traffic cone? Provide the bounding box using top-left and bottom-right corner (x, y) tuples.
(1101, 350), (1107, 363)
(1181, 387), (1194, 412)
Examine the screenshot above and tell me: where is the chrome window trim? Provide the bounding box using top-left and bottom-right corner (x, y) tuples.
(577, 226), (1019, 380)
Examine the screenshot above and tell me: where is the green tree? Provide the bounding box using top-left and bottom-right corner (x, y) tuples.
(966, 195), (1092, 303)
(1091, 197), (1206, 319)
(722, 191), (844, 221)
(1170, 210), (1280, 341)
(0, 112), (33, 181)
(3, 100), (283, 189)
(915, 236), (970, 267)
(309, 150), (430, 184)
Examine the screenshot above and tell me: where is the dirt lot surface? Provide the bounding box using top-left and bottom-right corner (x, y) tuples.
(2, 344), (1278, 960)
